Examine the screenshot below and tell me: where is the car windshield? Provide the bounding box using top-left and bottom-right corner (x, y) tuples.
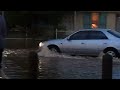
(107, 30), (120, 38)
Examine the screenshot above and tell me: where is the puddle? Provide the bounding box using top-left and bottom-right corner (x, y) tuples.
(2, 48), (120, 79)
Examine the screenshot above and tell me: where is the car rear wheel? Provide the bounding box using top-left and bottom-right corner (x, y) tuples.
(104, 49), (118, 58)
(106, 51), (116, 57)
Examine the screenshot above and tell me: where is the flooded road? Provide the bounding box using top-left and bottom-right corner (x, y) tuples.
(2, 49), (120, 79)
(38, 57), (102, 79)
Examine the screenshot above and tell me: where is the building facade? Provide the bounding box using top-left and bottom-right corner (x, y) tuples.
(60, 11), (120, 32)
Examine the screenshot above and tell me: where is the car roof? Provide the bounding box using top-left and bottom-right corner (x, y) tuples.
(77, 29), (111, 32)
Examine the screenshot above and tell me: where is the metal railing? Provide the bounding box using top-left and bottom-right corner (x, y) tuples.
(55, 29), (74, 39)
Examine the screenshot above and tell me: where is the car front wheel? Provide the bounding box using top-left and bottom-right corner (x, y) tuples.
(48, 46), (61, 53)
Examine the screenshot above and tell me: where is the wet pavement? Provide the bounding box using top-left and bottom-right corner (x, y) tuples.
(38, 57), (102, 79)
(1, 49), (120, 79)
(1, 49), (35, 79)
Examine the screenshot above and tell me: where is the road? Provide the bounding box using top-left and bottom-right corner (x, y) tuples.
(1, 49), (120, 79)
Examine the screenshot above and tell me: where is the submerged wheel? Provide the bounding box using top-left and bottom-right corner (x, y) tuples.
(106, 51), (116, 57)
(48, 46), (61, 53)
(104, 48), (119, 58)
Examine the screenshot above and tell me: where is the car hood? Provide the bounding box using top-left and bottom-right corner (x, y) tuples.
(47, 39), (64, 43)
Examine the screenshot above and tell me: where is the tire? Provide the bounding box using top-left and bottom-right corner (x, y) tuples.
(48, 46), (61, 53)
(104, 49), (118, 58)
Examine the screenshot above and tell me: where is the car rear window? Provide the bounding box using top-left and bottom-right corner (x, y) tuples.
(87, 31), (108, 39)
(107, 30), (120, 38)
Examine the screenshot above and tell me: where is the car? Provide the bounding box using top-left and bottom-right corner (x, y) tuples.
(38, 29), (120, 58)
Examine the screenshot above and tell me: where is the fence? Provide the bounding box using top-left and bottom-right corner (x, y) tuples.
(55, 29), (74, 39)
(5, 38), (42, 49)
(6, 29), (75, 49)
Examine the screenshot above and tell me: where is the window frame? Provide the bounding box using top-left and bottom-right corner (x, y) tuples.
(69, 31), (108, 40)
(107, 30), (120, 38)
(87, 31), (108, 40)
(69, 31), (88, 40)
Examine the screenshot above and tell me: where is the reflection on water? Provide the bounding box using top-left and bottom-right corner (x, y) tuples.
(38, 57), (120, 79)
(37, 47), (102, 79)
(37, 47), (120, 79)
(2, 48), (120, 79)
(38, 57), (102, 79)
(38, 57), (60, 79)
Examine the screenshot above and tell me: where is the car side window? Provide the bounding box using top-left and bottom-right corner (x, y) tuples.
(87, 31), (108, 39)
(69, 31), (88, 40)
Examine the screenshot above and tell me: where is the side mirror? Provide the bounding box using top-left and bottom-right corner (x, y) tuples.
(67, 37), (71, 41)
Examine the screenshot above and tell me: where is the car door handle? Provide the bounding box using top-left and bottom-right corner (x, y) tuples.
(81, 43), (85, 44)
(104, 43), (107, 44)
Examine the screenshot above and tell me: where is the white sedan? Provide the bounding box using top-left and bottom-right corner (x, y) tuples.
(39, 29), (120, 58)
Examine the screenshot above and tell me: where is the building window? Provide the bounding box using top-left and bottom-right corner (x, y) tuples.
(91, 13), (99, 29)
(83, 13), (91, 29)
(83, 12), (106, 29)
(116, 14), (120, 32)
(99, 13), (107, 28)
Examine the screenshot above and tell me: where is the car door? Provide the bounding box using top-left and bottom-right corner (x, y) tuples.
(85, 31), (109, 56)
(61, 31), (88, 55)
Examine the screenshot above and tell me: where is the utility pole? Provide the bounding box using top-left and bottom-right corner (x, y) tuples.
(74, 11), (76, 31)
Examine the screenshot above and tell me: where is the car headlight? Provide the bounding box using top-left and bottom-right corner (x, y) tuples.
(39, 42), (44, 47)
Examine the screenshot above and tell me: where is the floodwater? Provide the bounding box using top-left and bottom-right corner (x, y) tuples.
(2, 48), (120, 79)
